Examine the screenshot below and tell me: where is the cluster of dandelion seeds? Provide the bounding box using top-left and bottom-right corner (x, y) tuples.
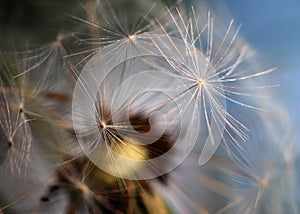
(0, 0), (299, 213)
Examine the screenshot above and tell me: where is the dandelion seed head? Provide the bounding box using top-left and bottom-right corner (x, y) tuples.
(19, 108), (24, 114)
(198, 78), (204, 86)
(259, 177), (268, 188)
(99, 121), (107, 129)
(128, 34), (136, 41)
(77, 183), (91, 197)
(7, 140), (14, 148)
(187, 47), (198, 57)
(54, 34), (64, 45)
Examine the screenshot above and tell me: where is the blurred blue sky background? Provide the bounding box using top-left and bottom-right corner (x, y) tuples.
(225, 0), (300, 140)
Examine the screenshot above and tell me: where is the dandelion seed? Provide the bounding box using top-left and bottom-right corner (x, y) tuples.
(0, 78), (32, 175)
(0, 39), (77, 155)
(148, 2), (276, 165)
(72, 44), (203, 180)
(217, 104), (299, 214)
(68, 0), (168, 64)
